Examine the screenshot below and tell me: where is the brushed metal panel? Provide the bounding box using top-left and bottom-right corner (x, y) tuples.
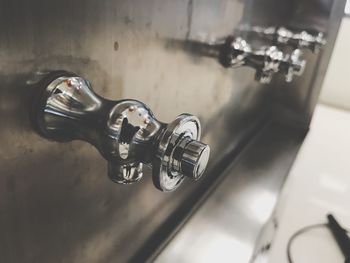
(0, 1), (268, 262)
(0, 0), (344, 262)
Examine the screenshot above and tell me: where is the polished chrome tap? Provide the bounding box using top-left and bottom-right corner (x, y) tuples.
(219, 37), (306, 83)
(238, 25), (326, 53)
(30, 71), (210, 192)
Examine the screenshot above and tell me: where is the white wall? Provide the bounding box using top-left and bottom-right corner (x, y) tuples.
(319, 17), (350, 110)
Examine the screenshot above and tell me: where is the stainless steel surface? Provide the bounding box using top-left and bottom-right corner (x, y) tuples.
(31, 71), (209, 191)
(0, 0), (345, 262)
(220, 37), (306, 83)
(156, 122), (305, 262)
(239, 26), (327, 53)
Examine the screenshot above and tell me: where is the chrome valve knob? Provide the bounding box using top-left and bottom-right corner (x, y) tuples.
(180, 140), (210, 180)
(30, 71), (210, 192)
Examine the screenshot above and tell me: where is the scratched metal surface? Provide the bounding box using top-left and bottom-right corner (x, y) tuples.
(0, 0), (344, 262)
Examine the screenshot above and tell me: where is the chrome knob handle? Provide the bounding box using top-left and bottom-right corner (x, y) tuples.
(30, 71), (210, 192)
(170, 135), (210, 181)
(180, 139), (210, 181)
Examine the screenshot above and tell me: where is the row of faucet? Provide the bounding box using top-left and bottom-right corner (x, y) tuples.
(218, 25), (326, 83)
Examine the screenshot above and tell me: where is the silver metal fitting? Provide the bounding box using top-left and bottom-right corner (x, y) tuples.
(31, 71), (210, 192)
(221, 37), (306, 83)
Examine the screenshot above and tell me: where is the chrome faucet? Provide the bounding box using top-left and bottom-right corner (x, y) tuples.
(219, 37), (306, 83)
(30, 71), (210, 192)
(238, 25), (326, 53)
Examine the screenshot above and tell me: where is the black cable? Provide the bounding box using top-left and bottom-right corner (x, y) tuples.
(287, 223), (350, 263)
(287, 223), (327, 263)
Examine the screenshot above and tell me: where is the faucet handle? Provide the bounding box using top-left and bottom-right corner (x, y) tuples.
(153, 114), (210, 192)
(180, 139), (210, 181)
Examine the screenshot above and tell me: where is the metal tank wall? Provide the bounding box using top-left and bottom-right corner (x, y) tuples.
(0, 0), (344, 262)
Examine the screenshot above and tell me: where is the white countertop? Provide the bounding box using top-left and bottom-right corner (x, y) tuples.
(267, 104), (350, 263)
